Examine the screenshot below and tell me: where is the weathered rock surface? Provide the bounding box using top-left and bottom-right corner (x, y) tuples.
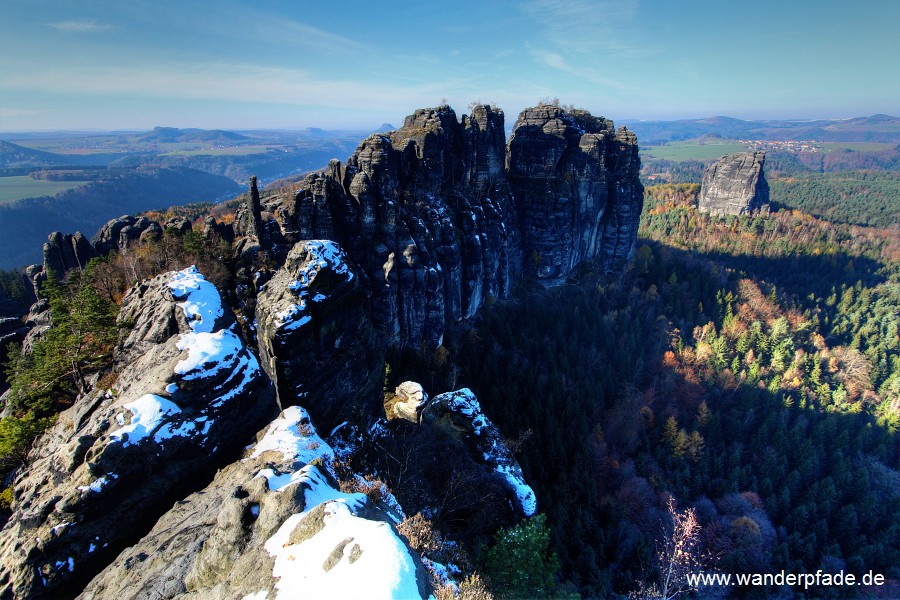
(0, 267), (275, 599)
(256, 240), (383, 433)
(202, 216), (234, 244)
(43, 232), (97, 277)
(78, 405), (429, 599)
(507, 106), (643, 281)
(260, 104), (642, 349)
(92, 215), (162, 255)
(698, 151), (769, 215)
(386, 381), (430, 423)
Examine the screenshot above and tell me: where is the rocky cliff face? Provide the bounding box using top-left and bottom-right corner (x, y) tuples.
(508, 107), (642, 282)
(258, 104), (643, 350)
(698, 151), (769, 216)
(0, 268), (274, 599)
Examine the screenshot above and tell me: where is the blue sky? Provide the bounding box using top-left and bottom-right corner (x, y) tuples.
(1, 0), (898, 131)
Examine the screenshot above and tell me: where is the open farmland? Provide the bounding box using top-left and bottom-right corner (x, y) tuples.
(0, 176), (90, 204)
(643, 139), (748, 161)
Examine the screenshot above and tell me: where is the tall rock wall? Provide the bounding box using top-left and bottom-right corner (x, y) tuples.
(263, 104), (643, 350)
(698, 151), (769, 216)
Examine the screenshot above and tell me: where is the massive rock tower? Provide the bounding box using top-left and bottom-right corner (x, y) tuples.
(260, 104), (644, 350)
(698, 151), (769, 216)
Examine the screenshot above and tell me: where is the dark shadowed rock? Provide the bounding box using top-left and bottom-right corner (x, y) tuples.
(698, 151), (769, 215)
(255, 240), (383, 433)
(0, 268), (275, 599)
(424, 388), (537, 517)
(164, 217), (192, 236)
(256, 104), (642, 349)
(507, 106), (643, 281)
(203, 216), (234, 244)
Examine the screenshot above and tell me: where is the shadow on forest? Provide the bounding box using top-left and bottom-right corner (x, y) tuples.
(444, 240), (899, 598)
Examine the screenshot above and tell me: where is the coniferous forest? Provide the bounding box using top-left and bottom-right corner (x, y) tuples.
(453, 184), (900, 597)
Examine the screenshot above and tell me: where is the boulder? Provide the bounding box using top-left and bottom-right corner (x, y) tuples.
(0, 267), (275, 598)
(92, 216), (162, 255)
(698, 151), (769, 216)
(387, 381), (430, 423)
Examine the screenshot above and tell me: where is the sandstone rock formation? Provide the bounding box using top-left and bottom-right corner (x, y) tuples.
(507, 106), (642, 281)
(698, 151), (769, 215)
(257, 104), (643, 350)
(425, 388), (537, 516)
(386, 381), (430, 423)
(43, 232), (97, 276)
(92, 215), (163, 255)
(255, 240), (383, 432)
(79, 406), (429, 599)
(0, 267), (274, 598)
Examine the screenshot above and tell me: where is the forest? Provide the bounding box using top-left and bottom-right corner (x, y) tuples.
(452, 184), (900, 597)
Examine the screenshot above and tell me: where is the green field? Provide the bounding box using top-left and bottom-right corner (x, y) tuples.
(160, 145), (271, 157)
(820, 142), (896, 153)
(643, 139), (748, 161)
(0, 176), (90, 204)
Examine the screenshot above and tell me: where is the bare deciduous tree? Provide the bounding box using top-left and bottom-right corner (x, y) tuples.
(631, 497), (711, 600)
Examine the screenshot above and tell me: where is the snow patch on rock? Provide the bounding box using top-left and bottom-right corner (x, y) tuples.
(251, 405), (333, 465)
(263, 501), (420, 600)
(110, 394), (181, 447)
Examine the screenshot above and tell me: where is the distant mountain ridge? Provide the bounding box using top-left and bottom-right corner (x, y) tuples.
(623, 114), (900, 144)
(0, 141), (71, 168)
(136, 126), (250, 143)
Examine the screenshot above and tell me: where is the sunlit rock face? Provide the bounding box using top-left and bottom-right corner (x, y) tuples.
(698, 151), (769, 216)
(0, 267), (274, 599)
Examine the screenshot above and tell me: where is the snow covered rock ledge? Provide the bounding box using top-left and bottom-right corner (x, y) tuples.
(79, 405), (430, 599)
(0, 267), (275, 599)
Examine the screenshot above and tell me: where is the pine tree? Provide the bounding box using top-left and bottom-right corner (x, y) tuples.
(483, 514), (560, 599)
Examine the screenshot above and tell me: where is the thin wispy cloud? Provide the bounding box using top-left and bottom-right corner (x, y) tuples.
(521, 0), (642, 54)
(48, 19), (112, 34)
(2, 61), (458, 112)
(239, 11), (369, 54)
(534, 51), (624, 89)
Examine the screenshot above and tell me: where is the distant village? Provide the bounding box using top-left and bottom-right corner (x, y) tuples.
(742, 139), (820, 153)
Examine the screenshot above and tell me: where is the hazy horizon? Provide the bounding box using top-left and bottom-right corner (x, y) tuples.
(1, 0), (898, 131)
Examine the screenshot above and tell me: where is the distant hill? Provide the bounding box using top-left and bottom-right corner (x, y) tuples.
(137, 126), (250, 144)
(111, 140), (361, 184)
(0, 140), (70, 168)
(623, 114), (900, 145)
(0, 166), (241, 268)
